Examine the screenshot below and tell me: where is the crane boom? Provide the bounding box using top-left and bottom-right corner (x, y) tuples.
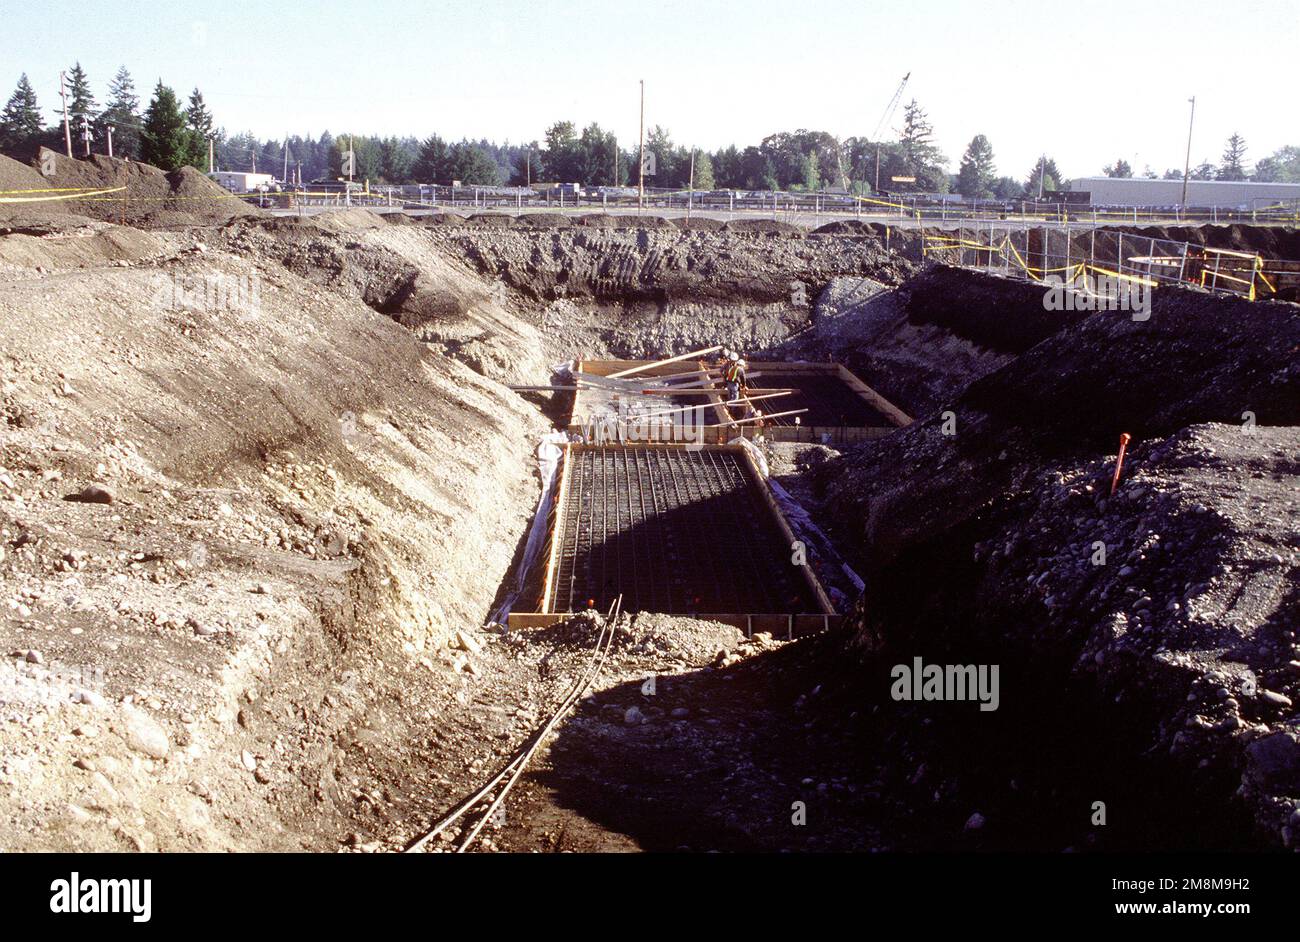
(872, 72), (910, 143)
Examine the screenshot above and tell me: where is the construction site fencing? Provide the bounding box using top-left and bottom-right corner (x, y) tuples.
(923, 225), (1286, 301)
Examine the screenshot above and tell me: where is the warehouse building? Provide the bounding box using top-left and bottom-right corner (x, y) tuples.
(1069, 176), (1300, 209)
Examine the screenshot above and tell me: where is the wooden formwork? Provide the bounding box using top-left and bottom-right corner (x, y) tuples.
(507, 442), (842, 639)
(566, 359), (911, 445)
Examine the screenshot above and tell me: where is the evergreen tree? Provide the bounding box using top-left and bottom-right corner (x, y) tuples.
(140, 81), (193, 170)
(510, 145), (543, 186)
(1103, 158), (1133, 178)
(956, 134), (996, 198)
(412, 134), (449, 183)
(1218, 134), (1248, 181)
(64, 63), (97, 127)
(0, 73), (44, 151)
(184, 88), (214, 170)
(97, 67), (141, 159)
(898, 100), (948, 191)
(1026, 156), (1061, 196)
(448, 142), (501, 185)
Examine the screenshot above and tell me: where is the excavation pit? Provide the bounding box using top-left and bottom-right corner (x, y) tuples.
(508, 444), (840, 638)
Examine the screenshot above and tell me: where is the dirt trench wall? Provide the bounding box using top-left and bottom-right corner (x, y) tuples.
(0, 221), (547, 850)
(419, 225), (919, 361)
(819, 284), (1299, 848)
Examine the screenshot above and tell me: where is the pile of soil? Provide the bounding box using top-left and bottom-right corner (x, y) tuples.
(24, 148), (265, 228)
(724, 218), (803, 237)
(466, 213), (514, 227)
(0, 153), (46, 192)
(813, 219), (875, 235)
(514, 213), (572, 228)
(576, 213), (619, 228)
(1114, 223), (1300, 260)
(672, 216), (725, 231)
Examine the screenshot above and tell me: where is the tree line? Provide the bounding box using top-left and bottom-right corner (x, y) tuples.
(3, 67), (1298, 196)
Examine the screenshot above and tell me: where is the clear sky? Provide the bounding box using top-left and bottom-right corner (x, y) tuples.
(3, 0), (1297, 180)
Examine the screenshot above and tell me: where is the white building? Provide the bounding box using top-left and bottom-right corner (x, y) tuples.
(208, 171), (277, 193)
(1069, 176), (1300, 209)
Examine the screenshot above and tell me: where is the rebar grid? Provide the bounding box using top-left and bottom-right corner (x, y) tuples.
(548, 447), (818, 615)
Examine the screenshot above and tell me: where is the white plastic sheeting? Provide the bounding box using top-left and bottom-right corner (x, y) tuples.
(488, 430), (570, 628)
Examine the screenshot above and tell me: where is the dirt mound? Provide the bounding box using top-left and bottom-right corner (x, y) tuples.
(423, 213), (465, 226)
(1113, 223), (1300, 260)
(724, 218), (804, 237)
(20, 148), (265, 228)
(514, 213), (572, 228)
(672, 216), (725, 231)
(0, 153), (47, 192)
(576, 213), (619, 228)
(618, 215), (675, 229)
(813, 219), (875, 235)
(466, 213), (514, 227)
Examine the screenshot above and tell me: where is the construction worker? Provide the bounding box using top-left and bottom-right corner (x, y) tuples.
(724, 355), (748, 403)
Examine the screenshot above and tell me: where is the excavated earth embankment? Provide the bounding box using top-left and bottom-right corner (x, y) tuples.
(806, 273), (1299, 849)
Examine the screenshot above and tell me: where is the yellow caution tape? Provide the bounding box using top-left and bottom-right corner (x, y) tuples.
(0, 185), (127, 203)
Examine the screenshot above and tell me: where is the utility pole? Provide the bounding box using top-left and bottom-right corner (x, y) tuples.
(106, 125), (114, 158)
(1037, 154), (1047, 200)
(687, 148), (696, 221)
(1180, 96), (1196, 210)
(79, 116), (91, 157)
(59, 70), (73, 157)
(282, 135), (289, 185)
(637, 79), (645, 211)
(208, 138), (214, 173)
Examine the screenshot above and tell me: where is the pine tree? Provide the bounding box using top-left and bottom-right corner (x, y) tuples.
(140, 81), (193, 171)
(412, 134), (449, 184)
(898, 100), (948, 192)
(185, 89), (214, 169)
(956, 134), (996, 199)
(0, 73), (44, 151)
(1026, 156), (1061, 197)
(1103, 158), (1133, 178)
(65, 63), (97, 126)
(1218, 134), (1248, 181)
(98, 66), (141, 159)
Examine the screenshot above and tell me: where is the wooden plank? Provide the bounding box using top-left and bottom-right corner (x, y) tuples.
(538, 444), (572, 615)
(707, 408), (808, 428)
(835, 363), (913, 427)
(635, 384), (789, 397)
(606, 345), (723, 379)
(733, 446), (838, 617)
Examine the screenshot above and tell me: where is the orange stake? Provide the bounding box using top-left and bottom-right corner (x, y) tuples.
(1109, 432), (1132, 496)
